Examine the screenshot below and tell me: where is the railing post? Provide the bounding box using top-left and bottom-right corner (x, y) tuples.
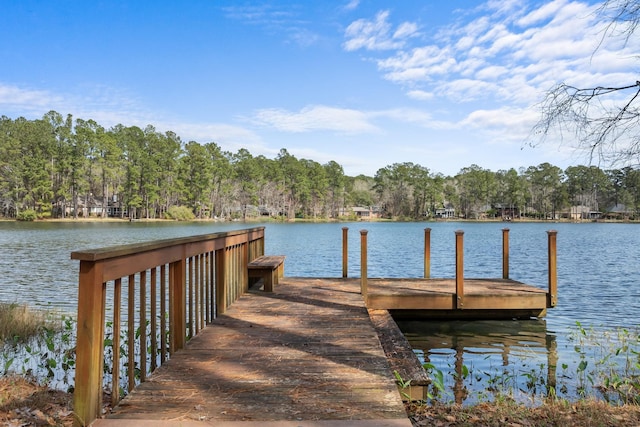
(455, 230), (464, 309)
(424, 227), (431, 279)
(360, 229), (368, 298)
(242, 239), (249, 293)
(73, 261), (106, 427)
(169, 257), (186, 353)
(547, 230), (558, 308)
(502, 228), (510, 279)
(216, 248), (227, 315)
(342, 227), (349, 278)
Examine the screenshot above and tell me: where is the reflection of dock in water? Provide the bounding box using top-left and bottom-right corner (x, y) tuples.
(397, 319), (558, 403)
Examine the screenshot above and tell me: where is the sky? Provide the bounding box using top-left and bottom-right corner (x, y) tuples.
(1, 0), (638, 177)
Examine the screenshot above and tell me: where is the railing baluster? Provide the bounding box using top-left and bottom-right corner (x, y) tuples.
(199, 253), (205, 329)
(150, 267), (157, 372)
(112, 278), (122, 408)
(139, 270), (147, 383)
(160, 264), (167, 363)
(194, 255), (200, 335)
(188, 256), (194, 339)
(127, 274), (135, 392)
(205, 252), (211, 324)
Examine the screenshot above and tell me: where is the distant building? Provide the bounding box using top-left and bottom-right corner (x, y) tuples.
(338, 206), (382, 220)
(434, 205), (455, 219)
(602, 203), (633, 220)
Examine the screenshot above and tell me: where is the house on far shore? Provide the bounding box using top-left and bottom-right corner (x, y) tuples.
(566, 205), (592, 220)
(602, 203), (633, 220)
(493, 204), (520, 220)
(434, 205), (455, 219)
(339, 206), (382, 220)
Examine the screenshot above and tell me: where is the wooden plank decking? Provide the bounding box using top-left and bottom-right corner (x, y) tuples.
(95, 278), (412, 427)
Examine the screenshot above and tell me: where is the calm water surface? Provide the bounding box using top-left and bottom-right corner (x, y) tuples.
(1, 220), (638, 401)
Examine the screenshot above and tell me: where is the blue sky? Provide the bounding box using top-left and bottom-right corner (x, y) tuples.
(1, 0), (636, 176)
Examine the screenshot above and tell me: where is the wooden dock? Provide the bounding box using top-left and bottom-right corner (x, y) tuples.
(95, 278), (413, 427)
(72, 227), (557, 426)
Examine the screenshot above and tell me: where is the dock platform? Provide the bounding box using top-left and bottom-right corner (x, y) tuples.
(366, 277), (549, 319)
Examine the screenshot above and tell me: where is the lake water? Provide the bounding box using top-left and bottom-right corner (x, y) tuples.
(1, 220), (638, 402)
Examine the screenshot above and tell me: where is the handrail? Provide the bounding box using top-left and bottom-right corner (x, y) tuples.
(72, 227), (265, 427)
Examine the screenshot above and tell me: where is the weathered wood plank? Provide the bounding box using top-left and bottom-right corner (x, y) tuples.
(369, 308), (430, 401)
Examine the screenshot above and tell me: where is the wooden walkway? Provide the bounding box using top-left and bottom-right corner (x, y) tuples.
(95, 278), (412, 427)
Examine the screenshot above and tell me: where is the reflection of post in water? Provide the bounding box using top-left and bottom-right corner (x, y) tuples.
(453, 342), (467, 404)
(546, 332), (558, 392)
(399, 318), (558, 404)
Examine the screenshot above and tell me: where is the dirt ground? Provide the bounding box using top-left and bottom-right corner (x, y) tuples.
(407, 400), (640, 427)
(0, 376), (74, 426)
(2, 375), (640, 427)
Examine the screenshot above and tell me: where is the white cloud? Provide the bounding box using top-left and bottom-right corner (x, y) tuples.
(252, 105), (379, 133)
(517, 0), (568, 27)
(343, 10), (418, 51)
(351, 0), (635, 121)
(343, 0), (360, 12)
(406, 90), (434, 101)
(0, 84), (64, 114)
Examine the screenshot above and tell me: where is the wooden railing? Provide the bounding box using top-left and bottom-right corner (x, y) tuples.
(353, 228), (558, 308)
(71, 227), (265, 427)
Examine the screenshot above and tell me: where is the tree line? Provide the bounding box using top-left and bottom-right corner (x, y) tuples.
(2, 111), (640, 221)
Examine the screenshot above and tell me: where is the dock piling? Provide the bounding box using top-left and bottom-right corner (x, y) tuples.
(424, 228), (431, 279)
(502, 228), (510, 279)
(455, 230), (464, 309)
(342, 227), (348, 278)
(547, 230), (558, 308)
(360, 229), (368, 299)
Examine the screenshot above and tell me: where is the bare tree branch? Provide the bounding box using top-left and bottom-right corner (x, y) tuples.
(530, 0), (640, 168)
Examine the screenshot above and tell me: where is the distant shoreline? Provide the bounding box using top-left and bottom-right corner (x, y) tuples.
(2, 216), (638, 224)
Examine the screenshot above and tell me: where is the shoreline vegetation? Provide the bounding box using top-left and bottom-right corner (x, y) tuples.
(3, 113), (640, 225)
(1, 303), (640, 425)
(3, 215), (640, 223)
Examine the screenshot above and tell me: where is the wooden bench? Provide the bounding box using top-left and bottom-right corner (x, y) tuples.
(248, 255), (285, 292)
